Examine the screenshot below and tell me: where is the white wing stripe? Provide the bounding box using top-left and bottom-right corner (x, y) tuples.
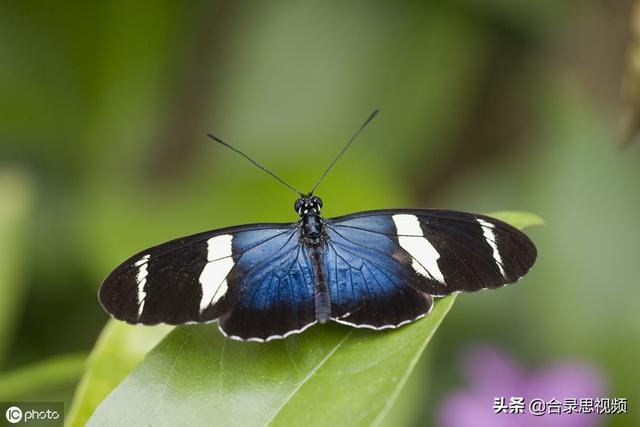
(477, 218), (506, 278)
(392, 214), (445, 283)
(199, 234), (235, 313)
(135, 254), (150, 318)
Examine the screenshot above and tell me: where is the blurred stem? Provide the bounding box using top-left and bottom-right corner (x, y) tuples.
(0, 353), (87, 400)
(0, 168), (34, 367)
(621, 0), (640, 146)
(149, 2), (234, 180)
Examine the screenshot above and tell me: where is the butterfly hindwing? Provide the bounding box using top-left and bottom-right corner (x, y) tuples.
(324, 224), (434, 329)
(217, 238), (317, 341)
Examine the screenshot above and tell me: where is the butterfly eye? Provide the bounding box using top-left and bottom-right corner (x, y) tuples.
(294, 199), (304, 213)
(313, 197), (323, 208)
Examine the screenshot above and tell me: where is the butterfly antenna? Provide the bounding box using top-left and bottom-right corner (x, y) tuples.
(207, 133), (303, 196)
(310, 109), (379, 194)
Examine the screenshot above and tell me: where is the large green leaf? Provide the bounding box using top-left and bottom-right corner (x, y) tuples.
(87, 298), (456, 427)
(66, 321), (171, 427)
(85, 212), (539, 426)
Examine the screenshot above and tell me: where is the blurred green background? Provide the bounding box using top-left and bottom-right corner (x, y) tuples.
(1, 1), (639, 426)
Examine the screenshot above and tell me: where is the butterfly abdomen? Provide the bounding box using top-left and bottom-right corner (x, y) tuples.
(308, 244), (331, 323)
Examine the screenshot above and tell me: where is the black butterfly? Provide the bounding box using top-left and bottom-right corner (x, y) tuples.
(99, 111), (537, 342)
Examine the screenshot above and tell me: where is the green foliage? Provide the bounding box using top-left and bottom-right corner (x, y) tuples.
(486, 211), (544, 230)
(74, 213), (537, 426)
(66, 322), (171, 427)
(0, 353), (86, 400)
(0, 168), (34, 366)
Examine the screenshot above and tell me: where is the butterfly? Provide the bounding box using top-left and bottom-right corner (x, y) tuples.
(99, 111), (537, 342)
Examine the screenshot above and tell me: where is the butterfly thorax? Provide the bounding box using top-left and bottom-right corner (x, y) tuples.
(295, 195), (326, 246)
(300, 214), (324, 244)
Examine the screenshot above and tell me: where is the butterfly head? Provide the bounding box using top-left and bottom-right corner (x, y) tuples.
(294, 195), (323, 216)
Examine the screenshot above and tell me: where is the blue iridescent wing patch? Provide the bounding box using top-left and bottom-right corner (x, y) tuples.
(217, 227), (317, 341)
(324, 219), (433, 329)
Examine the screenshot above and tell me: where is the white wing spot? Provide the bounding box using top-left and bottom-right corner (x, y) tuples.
(135, 254), (150, 318)
(199, 234), (234, 314)
(477, 218), (506, 278)
(392, 214), (445, 283)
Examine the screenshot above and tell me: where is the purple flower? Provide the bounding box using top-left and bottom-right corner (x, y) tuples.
(438, 345), (606, 427)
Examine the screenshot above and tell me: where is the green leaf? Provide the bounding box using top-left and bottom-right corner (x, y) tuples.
(66, 321), (171, 427)
(88, 298), (456, 427)
(487, 210), (544, 230)
(84, 212), (538, 426)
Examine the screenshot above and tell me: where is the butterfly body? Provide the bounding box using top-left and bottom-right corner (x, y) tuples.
(295, 195), (331, 322)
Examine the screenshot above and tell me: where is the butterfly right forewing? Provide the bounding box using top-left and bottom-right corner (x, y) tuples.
(326, 208), (536, 306)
